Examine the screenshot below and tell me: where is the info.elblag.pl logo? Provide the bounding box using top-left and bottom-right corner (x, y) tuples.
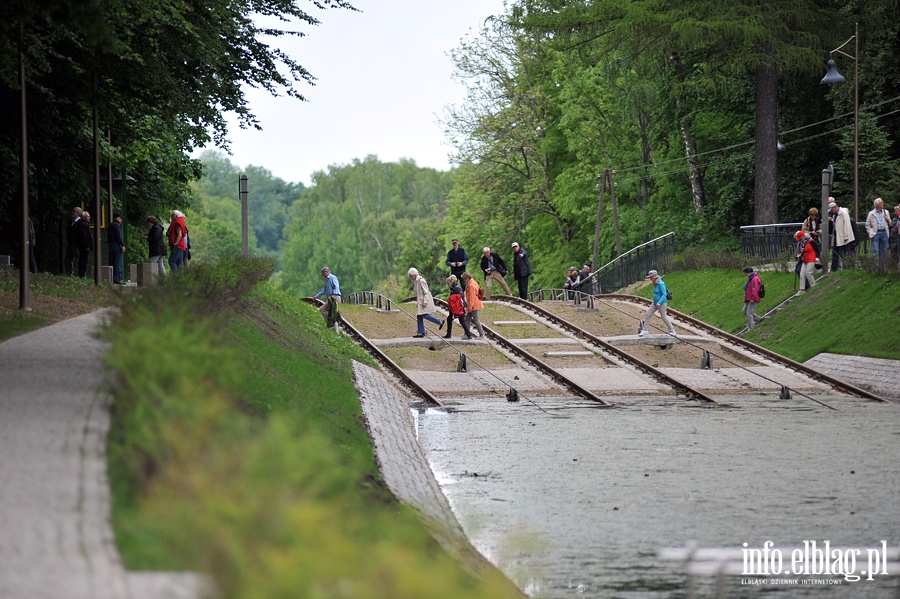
(742, 541), (894, 582)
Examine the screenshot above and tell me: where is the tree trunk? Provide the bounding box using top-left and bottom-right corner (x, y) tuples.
(754, 58), (779, 224)
(680, 118), (705, 214)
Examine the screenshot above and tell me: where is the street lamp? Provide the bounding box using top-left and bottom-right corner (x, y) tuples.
(821, 22), (859, 221)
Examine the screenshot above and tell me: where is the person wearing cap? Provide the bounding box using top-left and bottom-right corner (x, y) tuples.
(315, 267), (342, 328)
(742, 266), (764, 330)
(446, 238), (469, 283)
(108, 212), (126, 284)
(479, 247), (511, 299)
(794, 230), (819, 293)
(510, 242), (532, 299)
(166, 210), (188, 273)
(408, 267), (444, 337)
(638, 270), (676, 337)
(827, 199), (854, 272)
(865, 198), (892, 261)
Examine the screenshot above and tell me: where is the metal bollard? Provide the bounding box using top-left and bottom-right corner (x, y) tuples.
(700, 350), (713, 370)
(506, 388), (519, 402)
(780, 385), (792, 399)
(377, 295), (383, 310)
(457, 353), (469, 372)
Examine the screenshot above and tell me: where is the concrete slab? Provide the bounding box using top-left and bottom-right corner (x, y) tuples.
(506, 337), (580, 346)
(805, 353), (900, 402)
(371, 336), (488, 348)
(604, 334), (709, 347)
(544, 351), (594, 357)
(493, 320), (538, 325)
(659, 366), (833, 393)
(405, 368), (561, 395)
(556, 367), (670, 394)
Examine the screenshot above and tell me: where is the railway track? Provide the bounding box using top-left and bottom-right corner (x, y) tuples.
(484, 295), (721, 405)
(596, 293), (889, 403)
(300, 297), (443, 407)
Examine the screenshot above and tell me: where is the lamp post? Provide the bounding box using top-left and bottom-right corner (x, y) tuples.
(820, 21), (859, 221)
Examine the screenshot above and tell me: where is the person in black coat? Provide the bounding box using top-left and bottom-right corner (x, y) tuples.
(144, 216), (167, 276)
(510, 242), (532, 299)
(479, 246), (511, 299)
(108, 212), (126, 284)
(65, 207), (83, 276)
(446, 238), (469, 281)
(76, 211), (93, 278)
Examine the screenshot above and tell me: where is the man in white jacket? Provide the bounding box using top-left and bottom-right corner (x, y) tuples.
(865, 198), (892, 261)
(827, 199), (854, 272)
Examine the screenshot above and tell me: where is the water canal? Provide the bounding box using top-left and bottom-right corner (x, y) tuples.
(414, 395), (900, 598)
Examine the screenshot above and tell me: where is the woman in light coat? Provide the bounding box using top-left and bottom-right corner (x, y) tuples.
(461, 271), (485, 337)
(408, 267), (444, 338)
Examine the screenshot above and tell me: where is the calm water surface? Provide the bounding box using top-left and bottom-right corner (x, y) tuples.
(415, 395), (900, 598)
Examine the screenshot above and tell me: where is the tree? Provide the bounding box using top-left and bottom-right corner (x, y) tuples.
(0, 0), (354, 271)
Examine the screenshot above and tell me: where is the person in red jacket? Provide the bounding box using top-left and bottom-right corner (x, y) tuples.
(742, 266), (763, 330)
(794, 230), (820, 293)
(166, 210), (188, 273)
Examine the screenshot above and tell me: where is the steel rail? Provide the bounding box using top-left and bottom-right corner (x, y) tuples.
(300, 297), (443, 407)
(595, 294), (888, 403)
(490, 295), (721, 405)
(431, 298), (614, 407)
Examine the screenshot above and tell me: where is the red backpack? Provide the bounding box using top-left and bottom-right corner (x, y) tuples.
(447, 293), (466, 316)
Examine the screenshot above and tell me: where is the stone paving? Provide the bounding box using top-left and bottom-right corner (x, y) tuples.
(805, 353), (900, 402)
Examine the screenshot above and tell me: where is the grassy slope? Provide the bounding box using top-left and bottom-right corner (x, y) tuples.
(633, 269), (900, 362)
(104, 260), (521, 599)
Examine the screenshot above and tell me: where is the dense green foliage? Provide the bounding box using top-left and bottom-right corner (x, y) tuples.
(280, 156), (454, 299)
(104, 257), (521, 598)
(436, 1), (900, 292)
(0, 0), (353, 272)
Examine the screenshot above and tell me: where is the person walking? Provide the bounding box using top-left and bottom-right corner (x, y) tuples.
(865, 198), (892, 261)
(742, 266), (764, 330)
(479, 247), (511, 299)
(638, 270), (676, 337)
(144, 216), (167, 276)
(314, 267), (342, 328)
(510, 242), (532, 300)
(794, 230), (819, 293)
(64, 207), (83, 276)
(461, 272), (486, 337)
(446, 238), (469, 282)
(108, 212), (126, 284)
(443, 275), (473, 339)
(76, 211), (93, 278)
(167, 210), (188, 273)
(408, 267), (444, 338)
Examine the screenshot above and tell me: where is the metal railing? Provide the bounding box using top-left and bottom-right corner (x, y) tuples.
(577, 232), (676, 294)
(740, 222), (871, 261)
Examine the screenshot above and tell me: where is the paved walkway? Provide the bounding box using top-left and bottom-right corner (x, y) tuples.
(0, 311), (129, 599)
(805, 353), (900, 402)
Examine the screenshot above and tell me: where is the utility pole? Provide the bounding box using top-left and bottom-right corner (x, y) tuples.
(240, 175), (249, 258)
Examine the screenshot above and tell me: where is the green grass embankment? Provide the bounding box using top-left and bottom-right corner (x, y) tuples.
(104, 257), (521, 599)
(633, 269), (900, 362)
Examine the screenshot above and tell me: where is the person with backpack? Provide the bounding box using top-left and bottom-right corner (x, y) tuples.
(638, 269), (676, 337)
(443, 275), (473, 340)
(144, 216), (167, 276)
(794, 230), (819, 293)
(742, 266), (764, 330)
(461, 272), (485, 338)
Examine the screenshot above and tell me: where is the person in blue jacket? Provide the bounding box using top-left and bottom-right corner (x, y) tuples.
(638, 269), (676, 337)
(315, 267), (342, 328)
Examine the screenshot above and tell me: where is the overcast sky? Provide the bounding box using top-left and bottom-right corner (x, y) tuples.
(203, 0), (508, 186)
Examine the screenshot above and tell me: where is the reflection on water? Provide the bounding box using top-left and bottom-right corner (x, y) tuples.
(415, 396), (900, 598)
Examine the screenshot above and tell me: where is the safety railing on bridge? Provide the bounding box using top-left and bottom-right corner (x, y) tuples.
(740, 222), (870, 262)
(575, 232), (676, 294)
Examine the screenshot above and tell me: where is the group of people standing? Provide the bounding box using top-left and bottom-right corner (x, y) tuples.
(63, 207), (189, 281)
(802, 197), (900, 275)
(446, 239), (532, 300)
